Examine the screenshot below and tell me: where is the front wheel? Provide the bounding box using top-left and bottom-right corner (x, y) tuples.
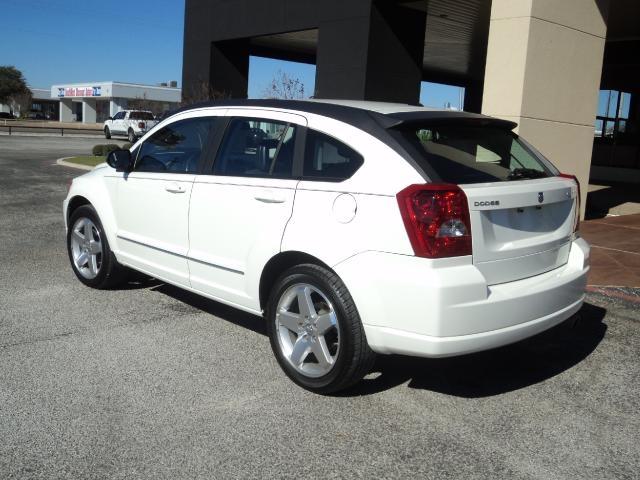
(127, 129), (136, 143)
(67, 205), (127, 289)
(266, 264), (376, 394)
(104, 126), (111, 139)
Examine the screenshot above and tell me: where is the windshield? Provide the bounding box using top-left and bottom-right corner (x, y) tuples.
(130, 111), (155, 120)
(398, 125), (555, 184)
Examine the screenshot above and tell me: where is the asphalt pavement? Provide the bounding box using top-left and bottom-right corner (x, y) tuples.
(1, 135), (639, 479)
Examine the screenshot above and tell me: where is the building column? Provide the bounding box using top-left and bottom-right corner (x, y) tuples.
(481, 0), (610, 218)
(463, 81), (484, 114)
(59, 99), (73, 122)
(208, 39), (250, 99)
(109, 98), (127, 117)
(315, 2), (426, 103)
(82, 99), (97, 124)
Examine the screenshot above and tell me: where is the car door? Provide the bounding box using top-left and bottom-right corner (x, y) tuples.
(111, 111), (126, 134)
(187, 109), (306, 312)
(113, 114), (221, 286)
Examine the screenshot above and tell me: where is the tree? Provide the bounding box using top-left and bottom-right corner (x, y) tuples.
(0, 66), (29, 105)
(180, 80), (230, 107)
(11, 91), (32, 118)
(128, 93), (161, 116)
(262, 70), (305, 100)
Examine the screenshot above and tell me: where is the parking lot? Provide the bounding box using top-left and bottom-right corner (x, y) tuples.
(1, 135), (639, 479)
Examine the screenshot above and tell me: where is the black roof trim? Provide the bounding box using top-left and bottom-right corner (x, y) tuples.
(171, 98), (400, 129)
(170, 98), (516, 131)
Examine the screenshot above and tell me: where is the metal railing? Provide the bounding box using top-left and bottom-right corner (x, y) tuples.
(0, 121), (103, 137)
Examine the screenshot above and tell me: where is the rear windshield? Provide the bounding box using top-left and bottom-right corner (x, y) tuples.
(397, 125), (555, 184)
(130, 111), (155, 120)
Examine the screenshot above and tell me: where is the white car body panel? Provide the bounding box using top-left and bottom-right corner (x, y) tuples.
(64, 100), (591, 360)
(461, 177), (578, 285)
(340, 237), (589, 356)
(113, 171), (195, 287)
(188, 174), (298, 311)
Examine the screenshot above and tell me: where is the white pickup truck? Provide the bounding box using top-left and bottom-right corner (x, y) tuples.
(104, 110), (158, 142)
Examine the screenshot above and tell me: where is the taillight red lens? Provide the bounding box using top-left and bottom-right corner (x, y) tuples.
(559, 173), (580, 232)
(397, 184), (472, 258)
(138, 121), (145, 129)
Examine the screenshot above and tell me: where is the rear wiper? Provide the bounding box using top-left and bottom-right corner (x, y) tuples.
(507, 168), (547, 180)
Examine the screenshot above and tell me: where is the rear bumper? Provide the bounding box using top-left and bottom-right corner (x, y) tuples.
(333, 237), (590, 358)
(363, 296), (583, 357)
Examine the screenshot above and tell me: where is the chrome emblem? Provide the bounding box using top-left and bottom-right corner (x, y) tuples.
(538, 192), (544, 203)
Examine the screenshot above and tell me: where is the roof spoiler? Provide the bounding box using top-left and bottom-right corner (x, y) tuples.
(383, 111), (518, 131)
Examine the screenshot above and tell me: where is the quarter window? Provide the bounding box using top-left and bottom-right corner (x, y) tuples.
(135, 117), (218, 173)
(303, 130), (363, 181)
(212, 118), (296, 177)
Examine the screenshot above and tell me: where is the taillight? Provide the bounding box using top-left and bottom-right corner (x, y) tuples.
(396, 184), (472, 258)
(559, 173), (580, 232)
(138, 121), (145, 129)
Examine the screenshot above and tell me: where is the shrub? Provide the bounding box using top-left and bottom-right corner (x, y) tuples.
(91, 144), (120, 156)
(121, 142), (133, 150)
(103, 144), (119, 155)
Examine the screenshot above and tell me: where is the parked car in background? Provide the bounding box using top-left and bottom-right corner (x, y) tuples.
(26, 111), (46, 120)
(104, 110), (158, 143)
(64, 99), (589, 394)
(0, 112), (16, 119)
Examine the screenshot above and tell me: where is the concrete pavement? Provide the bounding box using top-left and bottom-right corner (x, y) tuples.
(1, 136), (639, 479)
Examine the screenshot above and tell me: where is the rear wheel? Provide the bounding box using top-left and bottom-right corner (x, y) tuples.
(67, 205), (127, 289)
(266, 264), (375, 394)
(104, 126), (111, 139)
(127, 128), (136, 143)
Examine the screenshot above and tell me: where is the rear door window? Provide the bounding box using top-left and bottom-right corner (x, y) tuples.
(212, 118), (296, 178)
(303, 129), (363, 181)
(403, 125), (554, 184)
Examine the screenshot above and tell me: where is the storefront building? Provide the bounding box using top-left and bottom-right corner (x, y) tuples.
(51, 81), (181, 123)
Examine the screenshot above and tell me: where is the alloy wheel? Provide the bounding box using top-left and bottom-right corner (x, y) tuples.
(275, 283), (341, 378)
(70, 217), (103, 279)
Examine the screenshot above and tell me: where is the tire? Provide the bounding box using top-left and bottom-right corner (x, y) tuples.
(266, 264), (376, 394)
(127, 129), (136, 143)
(67, 205), (127, 289)
(104, 126), (111, 139)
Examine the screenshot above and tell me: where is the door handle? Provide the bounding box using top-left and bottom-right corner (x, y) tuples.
(254, 191), (285, 204)
(165, 182), (186, 193)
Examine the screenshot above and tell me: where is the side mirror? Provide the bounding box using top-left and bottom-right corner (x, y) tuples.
(108, 116), (113, 121)
(106, 149), (133, 172)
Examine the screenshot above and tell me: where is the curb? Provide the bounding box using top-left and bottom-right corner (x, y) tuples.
(587, 285), (640, 304)
(55, 157), (95, 171)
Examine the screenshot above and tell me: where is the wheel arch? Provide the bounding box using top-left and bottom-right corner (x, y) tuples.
(65, 180), (120, 255)
(258, 251), (333, 311)
(66, 195), (92, 224)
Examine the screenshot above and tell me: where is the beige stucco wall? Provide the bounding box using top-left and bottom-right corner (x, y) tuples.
(482, 0), (609, 218)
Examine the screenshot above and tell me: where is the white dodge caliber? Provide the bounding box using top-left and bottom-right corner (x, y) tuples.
(64, 99), (590, 393)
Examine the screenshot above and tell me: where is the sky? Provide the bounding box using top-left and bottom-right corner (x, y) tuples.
(1, 0), (464, 109)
